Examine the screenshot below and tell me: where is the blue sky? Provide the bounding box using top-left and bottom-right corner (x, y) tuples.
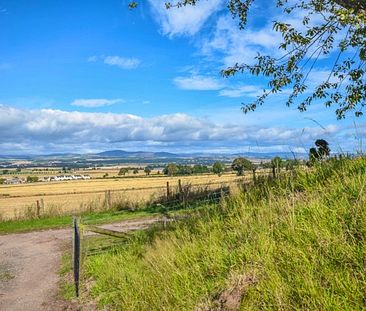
(0, 0), (364, 155)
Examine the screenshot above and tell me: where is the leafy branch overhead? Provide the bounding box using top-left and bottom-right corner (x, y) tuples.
(130, 0), (366, 119)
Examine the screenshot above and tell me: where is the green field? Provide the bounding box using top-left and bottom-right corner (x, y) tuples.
(80, 157), (366, 310)
(0, 210), (155, 234)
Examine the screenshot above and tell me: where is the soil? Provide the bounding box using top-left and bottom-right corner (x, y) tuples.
(0, 217), (161, 311)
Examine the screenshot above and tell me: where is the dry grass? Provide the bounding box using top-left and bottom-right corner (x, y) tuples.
(0, 173), (254, 220)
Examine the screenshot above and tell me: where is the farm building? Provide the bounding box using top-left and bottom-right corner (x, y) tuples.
(4, 177), (24, 184)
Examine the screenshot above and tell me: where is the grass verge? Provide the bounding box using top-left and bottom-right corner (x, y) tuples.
(0, 210), (155, 234)
(82, 157), (366, 310)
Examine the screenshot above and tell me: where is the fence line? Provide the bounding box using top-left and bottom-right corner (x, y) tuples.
(1, 170), (274, 199)
(1, 170), (277, 220)
(1, 178), (247, 199)
(71, 183), (232, 297)
(69, 168), (292, 296)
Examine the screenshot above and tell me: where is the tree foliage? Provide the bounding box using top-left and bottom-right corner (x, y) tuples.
(118, 167), (129, 176)
(26, 176), (39, 183)
(223, 0), (366, 119)
(133, 0), (366, 118)
(212, 161), (225, 176)
(163, 163), (210, 176)
(192, 164), (210, 174)
(315, 139), (331, 156)
(144, 166), (153, 175)
(164, 163), (179, 176)
(231, 157), (253, 175)
(309, 138), (331, 162)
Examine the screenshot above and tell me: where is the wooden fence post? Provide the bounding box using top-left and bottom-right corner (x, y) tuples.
(252, 169), (257, 183)
(108, 190), (112, 208)
(36, 200), (41, 218)
(105, 190), (112, 208)
(178, 179), (186, 206)
(72, 217), (81, 297)
(178, 179), (183, 203)
(166, 182), (170, 200)
(272, 166), (276, 178)
(178, 179), (182, 193)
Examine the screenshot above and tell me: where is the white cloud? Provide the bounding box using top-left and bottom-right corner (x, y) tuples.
(306, 69), (338, 87)
(202, 15), (283, 67)
(219, 85), (295, 98)
(173, 75), (223, 90)
(87, 55), (141, 69)
(87, 56), (98, 62)
(0, 105), (347, 154)
(70, 98), (124, 108)
(148, 0), (223, 37)
(219, 85), (263, 98)
(103, 56), (140, 69)
(200, 4), (342, 69)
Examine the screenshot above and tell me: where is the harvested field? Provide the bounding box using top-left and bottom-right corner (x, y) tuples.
(0, 173), (264, 220)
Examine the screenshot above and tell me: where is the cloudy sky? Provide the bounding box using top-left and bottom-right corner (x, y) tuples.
(0, 0), (364, 155)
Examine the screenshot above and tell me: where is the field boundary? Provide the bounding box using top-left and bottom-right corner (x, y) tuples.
(0, 171), (273, 220)
(0, 178), (245, 199)
(70, 183), (231, 297)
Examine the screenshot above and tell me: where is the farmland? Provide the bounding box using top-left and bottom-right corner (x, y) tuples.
(0, 172), (249, 220)
(0, 167), (159, 179)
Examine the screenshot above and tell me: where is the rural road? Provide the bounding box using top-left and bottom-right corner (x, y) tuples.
(0, 217), (162, 311)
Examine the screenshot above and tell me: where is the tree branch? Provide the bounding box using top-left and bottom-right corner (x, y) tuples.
(333, 0), (366, 13)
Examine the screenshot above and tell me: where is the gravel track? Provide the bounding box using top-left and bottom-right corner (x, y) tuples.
(0, 217), (161, 311)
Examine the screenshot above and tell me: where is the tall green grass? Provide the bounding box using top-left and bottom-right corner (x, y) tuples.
(84, 157), (366, 310)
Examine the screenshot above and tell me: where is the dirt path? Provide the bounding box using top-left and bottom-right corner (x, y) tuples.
(0, 217), (162, 311)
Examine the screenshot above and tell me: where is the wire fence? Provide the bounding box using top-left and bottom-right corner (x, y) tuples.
(0, 176), (259, 220)
(0, 170), (278, 220)
(69, 167), (291, 297)
(71, 181), (234, 297)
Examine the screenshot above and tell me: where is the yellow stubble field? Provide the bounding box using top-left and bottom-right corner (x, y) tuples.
(0, 173), (248, 220)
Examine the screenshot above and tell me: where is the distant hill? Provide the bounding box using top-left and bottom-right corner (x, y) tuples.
(0, 150), (308, 161)
(95, 150), (180, 158)
(231, 151), (307, 160)
(95, 150), (130, 157)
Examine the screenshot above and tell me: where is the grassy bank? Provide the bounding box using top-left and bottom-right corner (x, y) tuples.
(83, 157), (366, 310)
